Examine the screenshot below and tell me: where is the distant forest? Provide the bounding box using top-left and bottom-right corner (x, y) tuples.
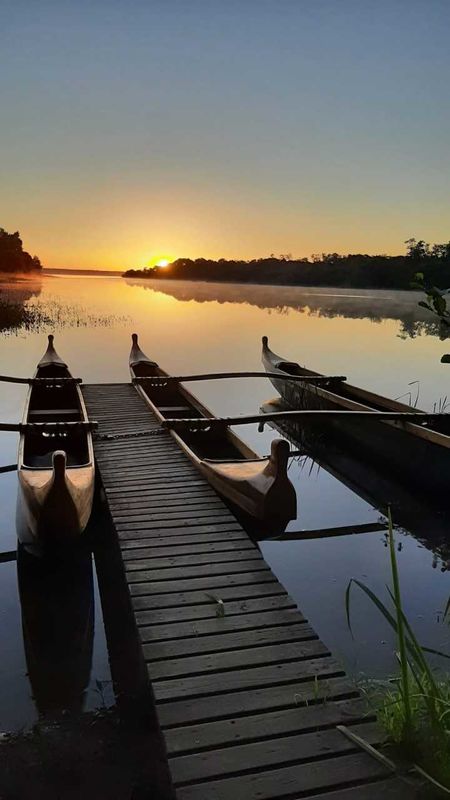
(124, 239), (450, 290)
(0, 228), (42, 272)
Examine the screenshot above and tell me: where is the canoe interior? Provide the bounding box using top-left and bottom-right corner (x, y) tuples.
(132, 362), (254, 461)
(24, 363), (90, 469)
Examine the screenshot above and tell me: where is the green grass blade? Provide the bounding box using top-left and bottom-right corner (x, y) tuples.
(346, 507), (450, 787)
(349, 578), (398, 630)
(386, 587), (442, 697)
(387, 508), (411, 730)
(443, 596), (450, 622)
(345, 579), (355, 638)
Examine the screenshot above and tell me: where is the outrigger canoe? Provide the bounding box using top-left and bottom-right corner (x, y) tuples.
(17, 335), (95, 552)
(262, 335), (450, 497)
(130, 334), (297, 528)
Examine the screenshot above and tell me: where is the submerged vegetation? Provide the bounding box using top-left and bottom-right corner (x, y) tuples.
(0, 228), (42, 273)
(124, 238), (450, 291)
(347, 510), (450, 790)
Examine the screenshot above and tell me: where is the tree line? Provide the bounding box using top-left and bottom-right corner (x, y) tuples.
(124, 238), (450, 290)
(0, 228), (42, 272)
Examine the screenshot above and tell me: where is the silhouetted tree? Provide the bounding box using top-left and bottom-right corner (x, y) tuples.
(405, 238), (430, 260)
(0, 228), (43, 272)
(124, 238), (450, 291)
(431, 242), (450, 260)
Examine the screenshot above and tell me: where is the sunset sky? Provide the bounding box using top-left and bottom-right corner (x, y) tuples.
(1, 0), (450, 271)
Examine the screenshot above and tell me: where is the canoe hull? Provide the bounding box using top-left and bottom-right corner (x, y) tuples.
(17, 464), (95, 554)
(200, 439), (297, 524)
(262, 340), (450, 499)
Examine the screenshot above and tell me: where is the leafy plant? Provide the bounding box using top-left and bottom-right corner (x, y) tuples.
(412, 272), (450, 361)
(346, 509), (450, 787)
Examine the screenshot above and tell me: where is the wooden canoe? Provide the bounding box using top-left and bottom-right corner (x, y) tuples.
(17, 335), (95, 553)
(261, 335), (450, 497)
(129, 334), (297, 528)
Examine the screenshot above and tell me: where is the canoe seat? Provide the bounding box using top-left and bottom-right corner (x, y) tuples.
(158, 406), (196, 415)
(28, 409), (80, 418)
(275, 360), (302, 374)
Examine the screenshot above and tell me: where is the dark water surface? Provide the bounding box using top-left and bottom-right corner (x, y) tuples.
(1, 273), (449, 729)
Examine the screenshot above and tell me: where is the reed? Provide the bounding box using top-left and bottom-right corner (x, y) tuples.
(0, 294), (127, 335)
(346, 508), (450, 788)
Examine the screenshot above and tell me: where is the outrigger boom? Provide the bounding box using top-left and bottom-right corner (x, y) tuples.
(133, 371), (347, 385)
(0, 375), (82, 385)
(162, 409), (446, 430)
(1, 421), (97, 432)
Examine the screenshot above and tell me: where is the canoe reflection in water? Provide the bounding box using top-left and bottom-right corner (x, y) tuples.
(17, 546), (94, 715)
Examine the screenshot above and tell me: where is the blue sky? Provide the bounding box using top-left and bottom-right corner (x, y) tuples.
(1, 0), (449, 268)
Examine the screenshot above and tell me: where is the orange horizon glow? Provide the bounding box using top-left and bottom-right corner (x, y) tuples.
(2, 4), (450, 274)
(12, 212), (450, 272)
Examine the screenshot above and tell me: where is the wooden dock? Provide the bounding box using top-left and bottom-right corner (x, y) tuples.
(82, 383), (416, 800)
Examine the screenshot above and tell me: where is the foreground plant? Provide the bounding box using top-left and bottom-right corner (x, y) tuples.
(346, 509), (450, 790)
(412, 271), (450, 360)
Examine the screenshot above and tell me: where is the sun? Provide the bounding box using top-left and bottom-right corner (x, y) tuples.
(144, 254), (174, 269)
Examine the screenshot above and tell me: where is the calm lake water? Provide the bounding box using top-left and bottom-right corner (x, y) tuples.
(1, 272), (450, 730)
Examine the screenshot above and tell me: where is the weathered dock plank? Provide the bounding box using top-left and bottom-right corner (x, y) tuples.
(83, 383), (415, 800)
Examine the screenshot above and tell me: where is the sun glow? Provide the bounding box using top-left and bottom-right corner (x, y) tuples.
(141, 255), (174, 269)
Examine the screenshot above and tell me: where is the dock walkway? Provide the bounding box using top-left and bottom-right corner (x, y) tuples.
(83, 383), (414, 800)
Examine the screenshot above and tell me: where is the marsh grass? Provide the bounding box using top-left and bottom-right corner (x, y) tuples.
(346, 508), (450, 789)
(0, 292), (128, 335)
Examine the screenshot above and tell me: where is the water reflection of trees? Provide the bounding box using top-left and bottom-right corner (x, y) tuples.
(0, 277), (128, 335)
(397, 317), (450, 340)
(125, 279), (448, 339)
(0, 277), (43, 333)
